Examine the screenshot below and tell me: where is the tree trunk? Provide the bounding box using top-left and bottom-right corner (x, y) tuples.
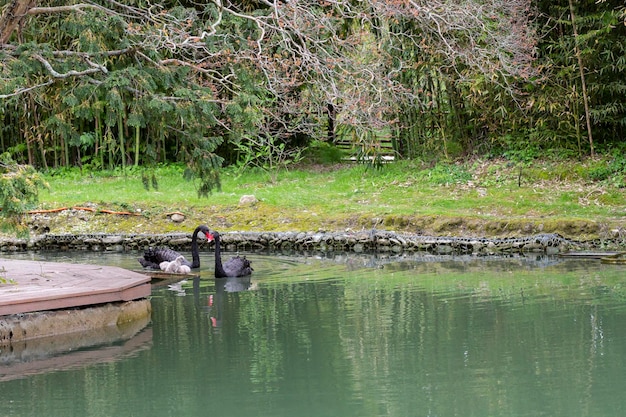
(327, 103), (336, 143)
(0, 0), (36, 44)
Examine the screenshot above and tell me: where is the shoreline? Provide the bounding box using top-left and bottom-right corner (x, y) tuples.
(1, 230), (623, 254)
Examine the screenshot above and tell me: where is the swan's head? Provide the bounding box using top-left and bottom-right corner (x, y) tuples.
(174, 256), (185, 264)
(198, 225), (211, 240)
(207, 230), (220, 242)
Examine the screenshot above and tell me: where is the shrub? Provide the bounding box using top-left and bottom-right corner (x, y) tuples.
(0, 153), (49, 234)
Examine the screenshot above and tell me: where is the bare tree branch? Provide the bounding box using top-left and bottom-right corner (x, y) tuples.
(26, 3), (113, 16)
(0, 79), (53, 99)
(32, 53), (107, 78)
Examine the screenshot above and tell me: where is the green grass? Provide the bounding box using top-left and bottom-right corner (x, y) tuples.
(33, 158), (626, 237)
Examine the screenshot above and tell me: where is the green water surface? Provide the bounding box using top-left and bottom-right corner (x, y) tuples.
(1, 252), (625, 417)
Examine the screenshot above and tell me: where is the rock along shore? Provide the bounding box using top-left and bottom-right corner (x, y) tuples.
(1, 230), (620, 255)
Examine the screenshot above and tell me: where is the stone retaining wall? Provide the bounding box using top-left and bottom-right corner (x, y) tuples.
(0, 230), (607, 254)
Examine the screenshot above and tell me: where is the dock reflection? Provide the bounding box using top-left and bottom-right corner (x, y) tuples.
(0, 314), (151, 381)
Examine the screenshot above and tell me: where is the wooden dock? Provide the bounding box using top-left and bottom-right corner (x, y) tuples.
(0, 258), (151, 316)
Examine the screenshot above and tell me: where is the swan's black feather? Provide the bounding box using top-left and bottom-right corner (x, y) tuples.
(138, 225), (209, 270)
(138, 247), (191, 269)
(223, 255), (253, 278)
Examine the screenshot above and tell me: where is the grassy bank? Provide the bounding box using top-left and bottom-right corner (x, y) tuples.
(28, 158), (626, 241)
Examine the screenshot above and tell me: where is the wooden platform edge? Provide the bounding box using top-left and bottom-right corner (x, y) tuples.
(0, 259), (152, 316)
(134, 269), (200, 280)
(0, 283), (151, 316)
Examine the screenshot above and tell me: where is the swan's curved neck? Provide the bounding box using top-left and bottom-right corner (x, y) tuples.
(213, 234), (228, 278)
(190, 227), (203, 268)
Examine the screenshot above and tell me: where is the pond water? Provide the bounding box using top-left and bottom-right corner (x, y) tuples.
(1, 250), (626, 417)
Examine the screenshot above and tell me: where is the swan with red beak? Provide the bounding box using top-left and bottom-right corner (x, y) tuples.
(207, 230), (253, 278)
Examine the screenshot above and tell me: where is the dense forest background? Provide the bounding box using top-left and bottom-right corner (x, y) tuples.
(1, 0), (625, 194)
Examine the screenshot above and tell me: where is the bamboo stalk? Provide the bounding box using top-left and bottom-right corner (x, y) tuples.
(118, 110), (126, 171)
(134, 125), (140, 166)
(107, 127), (114, 170)
(568, 0), (595, 157)
(96, 112), (104, 169)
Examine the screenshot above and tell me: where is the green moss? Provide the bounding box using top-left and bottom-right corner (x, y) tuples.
(382, 215), (410, 228)
(598, 190), (625, 205)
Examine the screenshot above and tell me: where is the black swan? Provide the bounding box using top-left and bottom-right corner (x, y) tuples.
(138, 225), (210, 269)
(208, 230), (253, 278)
